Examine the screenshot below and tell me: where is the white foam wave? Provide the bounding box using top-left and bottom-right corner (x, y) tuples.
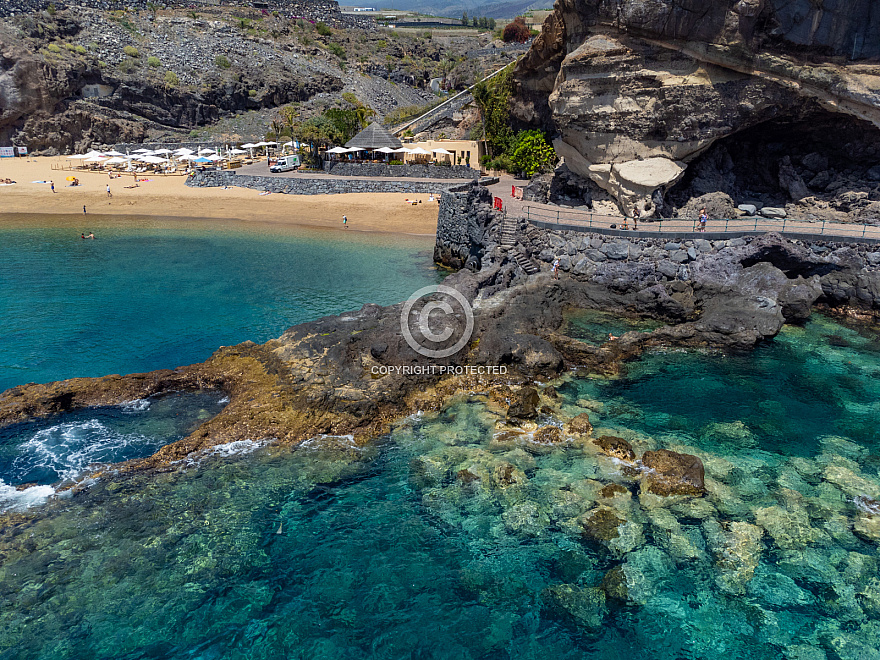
(854, 495), (880, 516)
(299, 434), (358, 450)
(218, 396), (230, 405)
(13, 419), (152, 482)
(0, 479), (55, 512)
(205, 439), (266, 457)
(119, 398), (151, 412)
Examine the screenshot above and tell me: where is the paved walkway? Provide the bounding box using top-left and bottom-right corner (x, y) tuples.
(486, 176), (880, 243)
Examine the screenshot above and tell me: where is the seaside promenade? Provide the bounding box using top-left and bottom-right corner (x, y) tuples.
(485, 177), (880, 244)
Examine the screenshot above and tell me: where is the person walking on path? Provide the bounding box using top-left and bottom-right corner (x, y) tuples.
(342, 215), (348, 228)
(698, 208), (708, 232)
(50, 181), (55, 193)
(106, 184), (112, 198)
(632, 207), (640, 230)
(83, 205), (86, 215)
(552, 258), (560, 280)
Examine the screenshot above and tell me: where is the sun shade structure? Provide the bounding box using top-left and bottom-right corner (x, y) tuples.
(344, 122), (402, 150)
(408, 147), (432, 155)
(327, 146), (349, 154)
(432, 148), (453, 155)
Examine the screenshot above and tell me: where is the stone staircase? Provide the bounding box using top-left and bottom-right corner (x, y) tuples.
(511, 250), (540, 275)
(500, 213), (517, 248)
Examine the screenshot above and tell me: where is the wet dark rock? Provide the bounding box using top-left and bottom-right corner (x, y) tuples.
(601, 566), (629, 602)
(593, 436), (636, 462)
(566, 413), (593, 436)
(493, 462), (527, 487)
(534, 425), (564, 444)
(507, 386), (540, 420)
(641, 449), (706, 497)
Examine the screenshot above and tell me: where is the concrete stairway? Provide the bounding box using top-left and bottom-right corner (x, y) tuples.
(512, 250), (540, 275)
(500, 213), (517, 248)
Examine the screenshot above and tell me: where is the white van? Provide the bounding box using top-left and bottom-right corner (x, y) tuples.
(270, 155), (300, 173)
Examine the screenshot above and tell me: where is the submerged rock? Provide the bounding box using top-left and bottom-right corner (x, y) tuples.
(541, 584), (607, 631)
(641, 449), (706, 496)
(533, 425), (564, 444)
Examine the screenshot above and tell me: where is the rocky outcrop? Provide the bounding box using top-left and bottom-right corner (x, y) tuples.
(513, 0), (880, 221)
(641, 449), (706, 496)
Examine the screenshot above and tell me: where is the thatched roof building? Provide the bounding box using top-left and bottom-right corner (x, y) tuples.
(344, 122), (402, 150)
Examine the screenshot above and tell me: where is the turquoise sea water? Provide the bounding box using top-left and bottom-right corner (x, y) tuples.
(1, 312), (879, 659)
(0, 216), (442, 391)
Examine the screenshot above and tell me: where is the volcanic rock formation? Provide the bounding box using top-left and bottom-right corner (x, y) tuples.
(513, 0), (880, 221)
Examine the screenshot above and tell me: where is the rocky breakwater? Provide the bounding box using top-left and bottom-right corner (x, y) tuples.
(513, 0), (880, 223)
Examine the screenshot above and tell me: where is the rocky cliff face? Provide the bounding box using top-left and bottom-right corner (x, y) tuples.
(513, 0), (880, 221)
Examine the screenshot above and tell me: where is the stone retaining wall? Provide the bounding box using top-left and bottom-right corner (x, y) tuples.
(187, 170), (471, 195)
(113, 141), (225, 153)
(434, 185), (497, 270)
(323, 162), (479, 180)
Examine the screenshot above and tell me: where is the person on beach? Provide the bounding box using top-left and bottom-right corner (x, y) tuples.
(608, 333), (619, 341)
(106, 184), (112, 198)
(87, 232), (95, 239)
(552, 258), (560, 280)
(343, 215), (348, 227)
(698, 208), (708, 232)
(50, 181), (55, 193)
(81, 233), (86, 239)
(632, 207), (640, 230)
(83, 205), (86, 215)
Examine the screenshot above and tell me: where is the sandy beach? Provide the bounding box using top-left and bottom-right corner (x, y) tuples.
(0, 157), (440, 235)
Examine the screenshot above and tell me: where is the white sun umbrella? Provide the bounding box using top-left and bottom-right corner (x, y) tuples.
(177, 154), (197, 161)
(105, 156), (129, 164)
(132, 148), (151, 153)
(327, 146), (348, 154)
(66, 154), (89, 159)
(152, 148), (172, 155)
(230, 148), (248, 155)
(409, 147), (431, 155)
(392, 147), (412, 154)
(432, 148), (453, 155)
(206, 154), (223, 161)
(240, 143), (257, 149)
(139, 155), (169, 164)
(174, 148), (194, 155)
(104, 150), (126, 157)
(376, 147), (397, 154)
(84, 155), (107, 163)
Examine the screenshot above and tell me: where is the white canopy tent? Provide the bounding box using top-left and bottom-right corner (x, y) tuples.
(432, 148), (453, 155)
(326, 146), (349, 154)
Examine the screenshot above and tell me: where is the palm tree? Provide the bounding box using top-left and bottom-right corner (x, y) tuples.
(356, 106), (376, 129)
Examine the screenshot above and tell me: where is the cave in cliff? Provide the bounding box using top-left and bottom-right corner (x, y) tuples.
(665, 108), (880, 219)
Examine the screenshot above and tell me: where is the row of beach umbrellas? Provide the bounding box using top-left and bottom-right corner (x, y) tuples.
(326, 146), (452, 156)
(64, 145), (279, 168)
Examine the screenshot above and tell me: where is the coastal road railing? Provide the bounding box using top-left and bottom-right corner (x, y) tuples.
(521, 204), (880, 244)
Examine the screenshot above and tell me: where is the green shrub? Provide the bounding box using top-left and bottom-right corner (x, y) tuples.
(147, 56), (160, 67)
(164, 70), (179, 87)
(297, 19), (305, 29)
(376, 40), (386, 49)
(75, 45), (87, 55)
(47, 43), (61, 53)
(123, 45), (139, 57)
(315, 22), (331, 36)
(248, 89), (257, 97)
(47, 2), (56, 15)
(510, 130), (557, 177)
(389, 159), (404, 166)
(300, 35), (311, 46)
(63, 43), (75, 51)
(327, 43), (345, 58)
(215, 55), (231, 69)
